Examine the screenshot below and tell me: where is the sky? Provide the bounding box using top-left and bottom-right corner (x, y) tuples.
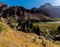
(0, 0), (60, 9)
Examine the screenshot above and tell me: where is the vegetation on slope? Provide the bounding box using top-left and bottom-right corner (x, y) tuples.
(0, 22), (7, 32)
(0, 22), (59, 47)
(0, 2), (60, 47)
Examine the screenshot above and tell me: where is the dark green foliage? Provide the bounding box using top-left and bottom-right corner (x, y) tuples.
(49, 30), (57, 37)
(43, 27), (60, 41)
(17, 20), (33, 33)
(17, 18), (41, 35)
(33, 25), (40, 35)
(57, 26), (60, 31)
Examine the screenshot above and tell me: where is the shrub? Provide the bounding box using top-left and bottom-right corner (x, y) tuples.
(0, 22), (7, 32)
(57, 26), (60, 31)
(33, 25), (40, 35)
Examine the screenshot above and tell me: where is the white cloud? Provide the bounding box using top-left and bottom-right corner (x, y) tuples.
(54, 0), (60, 6)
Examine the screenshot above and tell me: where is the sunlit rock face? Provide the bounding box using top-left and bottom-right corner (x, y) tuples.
(40, 3), (60, 18)
(0, 2), (8, 17)
(0, 2), (6, 7)
(0, 2), (8, 10)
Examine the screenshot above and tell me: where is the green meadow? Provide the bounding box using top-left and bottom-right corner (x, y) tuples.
(33, 22), (60, 32)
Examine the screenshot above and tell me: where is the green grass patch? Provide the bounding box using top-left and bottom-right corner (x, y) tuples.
(33, 22), (60, 32)
(55, 41), (60, 45)
(53, 18), (60, 21)
(0, 22), (7, 32)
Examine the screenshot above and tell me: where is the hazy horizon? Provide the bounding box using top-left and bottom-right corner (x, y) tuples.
(0, 0), (60, 9)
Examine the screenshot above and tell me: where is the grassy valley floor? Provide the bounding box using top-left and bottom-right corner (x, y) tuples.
(33, 22), (60, 32)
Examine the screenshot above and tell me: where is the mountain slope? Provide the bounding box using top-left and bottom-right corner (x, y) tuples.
(0, 19), (59, 47)
(0, 2), (60, 47)
(0, 22), (43, 47)
(0, 2), (52, 22)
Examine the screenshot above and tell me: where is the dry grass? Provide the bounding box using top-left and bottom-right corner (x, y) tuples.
(0, 22), (60, 47)
(0, 22), (43, 47)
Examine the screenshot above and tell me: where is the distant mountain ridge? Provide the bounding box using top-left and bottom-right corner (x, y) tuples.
(0, 2), (53, 22)
(40, 3), (60, 18)
(0, 2), (60, 18)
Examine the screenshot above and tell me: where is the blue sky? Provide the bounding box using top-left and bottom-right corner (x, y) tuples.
(0, 0), (60, 9)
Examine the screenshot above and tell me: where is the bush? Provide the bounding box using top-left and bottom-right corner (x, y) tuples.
(57, 26), (60, 31)
(33, 25), (40, 35)
(0, 22), (7, 32)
